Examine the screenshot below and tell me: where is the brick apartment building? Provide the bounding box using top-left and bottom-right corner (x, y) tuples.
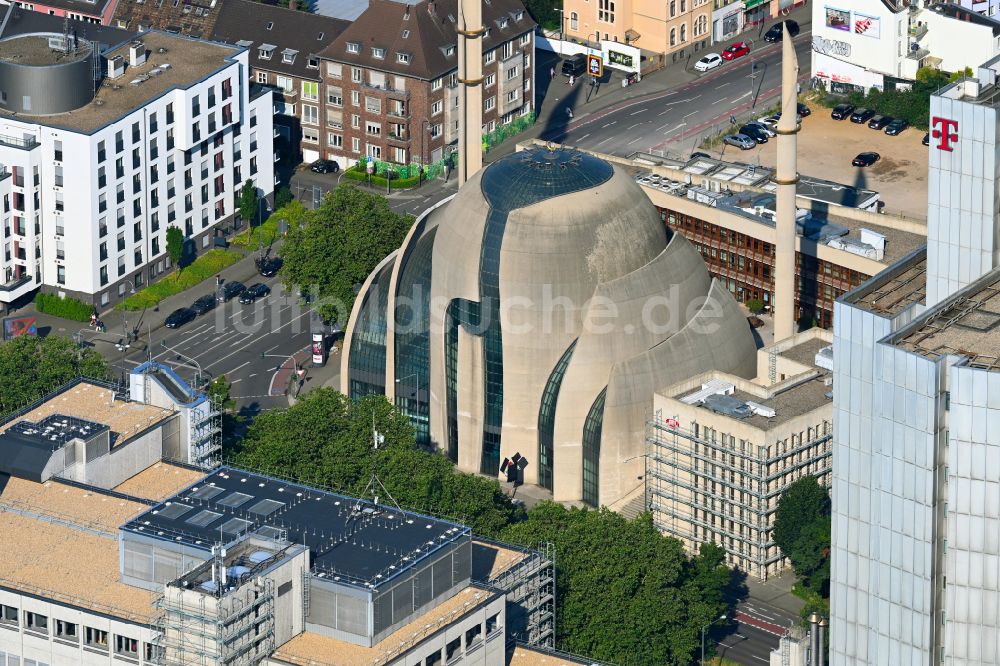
(211, 0), (349, 164)
(111, 0), (221, 36)
(318, 0), (535, 169)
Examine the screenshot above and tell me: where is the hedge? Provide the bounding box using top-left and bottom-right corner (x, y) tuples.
(342, 165), (421, 190)
(118, 249), (241, 311)
(35, 293), (93, 322)
(231, 217), (279, 249)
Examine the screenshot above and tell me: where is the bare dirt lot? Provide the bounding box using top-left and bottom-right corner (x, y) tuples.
(712, 101), (929, 220)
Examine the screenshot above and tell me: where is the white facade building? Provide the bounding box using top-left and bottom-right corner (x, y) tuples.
(0, 30), (275, 311)
(810, 0), (1000, 92)
(830, 55), (1000, 665)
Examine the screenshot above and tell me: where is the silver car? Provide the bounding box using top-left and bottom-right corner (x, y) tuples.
(724, 133), (756, 150)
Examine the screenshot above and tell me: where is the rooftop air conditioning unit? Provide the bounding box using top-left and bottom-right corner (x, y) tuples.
(129, 41), (146, 68)
(107, 54), (125, 79)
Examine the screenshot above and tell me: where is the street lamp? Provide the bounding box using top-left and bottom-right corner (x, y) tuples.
(701, 613), (728, 665)
(419, 120), (431, 187)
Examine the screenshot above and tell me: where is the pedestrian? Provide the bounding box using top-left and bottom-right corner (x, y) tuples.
(566, 107), (574, 119)
(569, 74), (575, 86)
(550, 65), (555, 79)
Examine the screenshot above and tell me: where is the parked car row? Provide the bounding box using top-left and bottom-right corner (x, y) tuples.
(832, 104), (910, 135)
(693, 21), (798, 73)
(722, 104), (811, 150)
(163, 256), (282, 330)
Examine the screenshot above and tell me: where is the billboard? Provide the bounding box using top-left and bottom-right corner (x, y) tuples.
(825, 6), (851, 31)
(853, 12), (880, 38)
(3, 315), (37, 340)
(587, 54), (603, 78)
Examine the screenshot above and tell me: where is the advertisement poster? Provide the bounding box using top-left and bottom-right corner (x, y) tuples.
(3, 315), (37, 340)
(587, 54), (603, 78)
(825, 6), (851, 31)
(853, 12), (880, 38)
(608, 50), (634, 69)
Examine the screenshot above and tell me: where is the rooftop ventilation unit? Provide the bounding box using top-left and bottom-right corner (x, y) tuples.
(703, 394), (753, 419)
(107, 54), (125, 79)
(745, 401), (776, 418)
(129, 40), (146, 68)
(680, 378), (735, 405)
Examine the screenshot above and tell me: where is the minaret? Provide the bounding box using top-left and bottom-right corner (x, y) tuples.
(772, 25), (799, 341)
(456, 0), (484, 185)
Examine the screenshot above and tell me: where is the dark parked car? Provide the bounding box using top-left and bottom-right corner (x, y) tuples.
(923, 132), (931, 146)
(739, 124), (769, 143)
(763, 19), (800, 42)
(852, 152), (880, 167)
(258, 257), (283, 277)
(690, 151), (712, 160)
(797, 102), (811, 117)
(885, 118), (909, 135)
(164, 307), (196, 329)
(561, 54), (587, 77)
(310, 159), (339, 174)
(191, 294), (216, 315)
(831, 104), (855, 120)
(867, 115), (891, 130)
(850, 108), (876, 124)
(219, 281), (246, 302)
(239, 283), (271, 304)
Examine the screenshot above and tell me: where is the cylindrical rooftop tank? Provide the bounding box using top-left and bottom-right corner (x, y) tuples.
(0, 33), (97, 115)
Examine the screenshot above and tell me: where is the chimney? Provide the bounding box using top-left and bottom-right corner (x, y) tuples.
(808, 613), (820, 666)
(128, 40), (146, 68)
(772, 23), (799, 341)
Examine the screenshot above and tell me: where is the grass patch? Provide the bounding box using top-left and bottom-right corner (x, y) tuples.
(118, 249), (241, 311)
(231, 217), (280, 249)
(35, 293), (94, 322)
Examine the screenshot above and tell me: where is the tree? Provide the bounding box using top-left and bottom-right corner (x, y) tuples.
(773, 476), (831, 597)
(274, 186), (294, 209)
(228, 389), (520, 537)
(501, 504), (735, 665)
(746, 298), (765, 315)
(0, 335), (110, 417)
(166, 226), (184, 271)
(522, 0), (560, 30)
(279, 184), (412, 324)
(206, 375), (235, 412)
(238, 179), (259, 226)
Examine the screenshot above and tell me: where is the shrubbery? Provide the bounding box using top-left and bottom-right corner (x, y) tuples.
(34, 293), (93, 322)
(119, 249), (241, 310)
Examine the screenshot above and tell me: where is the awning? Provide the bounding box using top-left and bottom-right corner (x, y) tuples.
(743, 0), (769, 10)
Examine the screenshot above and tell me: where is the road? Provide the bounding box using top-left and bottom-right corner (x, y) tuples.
(118, 275), (327, 415)
(542, 33), (813, 158)
(710, 597), (802, 665)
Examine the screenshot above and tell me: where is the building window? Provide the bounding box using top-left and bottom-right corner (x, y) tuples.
(485, 73), (496, 87)
(366, 144), (382, 159)
(397, 52), (410, 63)
(307, 56), (319, 69)
(24, 611), (48, 634)
(669, 0), (675, 16)
(302, 81), (319, 101)
(351, 90), (361, 106)
(0, 605), (17, 626)
(328, 88), (343, 106)
(506, 90), (519, 103)
(303, 105), (319, 125)
(303, 128), (319, 143)
(582, 388), (606, 507)
(432, 100), (443, 115)
(432, 77), (443, 91)
(347, 41), (360, 53)
(56, 620), (78, 641)
(326, 61), (343, 78)
(393, 147), (406, 163)
(669, 28), (676, 47)
(365, 96), (381, 114)
(328, 133), (343, 147)
(282, 48), (298, 64)
(694, 14), (707, 36)
(598, 0), (615, 23)
(502, 40), (512, 59)
(485, 96), (495, 111)
(430, 123), (442, 138)
(372, 47), (385, 59)
(259, 47), (273, 59)
(520, 32), (530, 46)
(351, 67), (362, 82)
(115, 635), (139, 658)
(680, 24), (686, 42)
(506, 65), (518, 80)
(352, 114), (361, 129)
(366, 121), (382, 136)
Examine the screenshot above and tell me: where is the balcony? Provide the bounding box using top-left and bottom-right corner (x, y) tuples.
(906, 46), (930, 61)
(0, 134), (40, 151)
(386, 132), (410, 146)
(386, 107), (410, 121)
(0, 273), (30, 293)
(908, 22), (927, 39)
(362, 81), (410, 100)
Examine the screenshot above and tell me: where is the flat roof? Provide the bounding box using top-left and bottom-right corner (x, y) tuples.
(0, 380), (174, 448)
(892, 266), (1000, 369)
(471, 539), (529, 582)
(0, 507), (157, 624)
(0, 476), (149, 533)
(123, 466), (469, 589)
(508, 645), (596, 666)
(844, 249), (928, 317)
(113, 461), (206, 502)
(1, 31), (239, 133)
(0, 34), (94, 66)
(778, 338), (830, 368)
(270, 586), (496, 666)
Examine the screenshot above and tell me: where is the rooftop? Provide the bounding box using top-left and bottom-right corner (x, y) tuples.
(843, 248), (928, 317)
(0, 31), (240, 133)
(0, 379), (174, 448)
(0, 34), (93, 66)
(270, 585), (497, 666)
(927, 2), (1000, 36)
(0, 476), (149, 533)
(0, 502), (157, 624)
(123, 466), (469, 589)
(507, 645), (597, 665)
(0, 5), (136, 44)
(892, 265), (1000, 369)
(113, 461), (207, 502)
(112, 0), (221, 38)
(12, 0), (113, 17)
(471, 539), (529, 581)
(779, 337), (831, 368)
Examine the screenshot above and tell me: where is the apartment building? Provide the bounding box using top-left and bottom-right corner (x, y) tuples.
(624, 153), (925, 329)
(211, 0), (350, 164)
(318, 0), (535, 169)
(0, 363), (565, 666)
(0, 28), (274, 311)
(647, 328), (833, 579)
(8, 0), (111, 24)
(561, 0), (711, 60)
(111, 0), (221, 37)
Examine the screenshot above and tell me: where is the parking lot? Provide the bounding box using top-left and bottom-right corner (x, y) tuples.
(718, 102), (930, 220)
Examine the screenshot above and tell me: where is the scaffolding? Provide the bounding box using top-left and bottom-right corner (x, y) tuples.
(487, 541), (555, 649)
(645, 417), (831, 580)
(190, 398), (222, 469)
(153, 550), (278, 666)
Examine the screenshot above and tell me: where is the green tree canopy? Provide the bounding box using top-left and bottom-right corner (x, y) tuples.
(773, 476), (831, 597)
(501, 503), (735, 665)
(228, 389), (520, 536)
(279, 184), (412, 324)
(0, 335), (110, 417)
(238, 179), (259, 225)
(166, 226), (184, 268)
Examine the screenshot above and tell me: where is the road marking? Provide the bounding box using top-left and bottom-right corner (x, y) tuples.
(629, 108), (648, 115)
(658, 110), (670, 116)
(601, 121), (617, 128)
(230, 378), (243, 384)
(578, 133), (590, 141)
(717, 81), (731, 88)
(627, 137), (643, 145)
(731, 91), (752, 103)
(248, 373), (257, 378)
(683, 110), (698, 119)
(228, 361), (251, 374)
(657, 123), (673, 132)
(595, 137), (612, 146)
(627, 123), (639, 130)
(204, 309), (313, 370)
(663, 123), (686, 134)
(752, 656), (769, 662)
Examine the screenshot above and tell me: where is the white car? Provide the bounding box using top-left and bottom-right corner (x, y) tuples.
(694, 53), (723, 72)
(756, 116), (779, 128)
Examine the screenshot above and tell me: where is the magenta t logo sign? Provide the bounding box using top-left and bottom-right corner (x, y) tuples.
(931, 117), (959, 152)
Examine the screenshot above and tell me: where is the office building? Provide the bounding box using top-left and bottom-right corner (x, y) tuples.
(341, 145), (757, 508)
(648, 328), (833, 579)
(560, 0), (711, 61)
(0, 366), (564, 666)
(830, 55), (1000, 665)
(811, 0), (1000, 93)
(210, 0), (350, 164)
(316, 0), (535, 169)
(0, 27), (275, 311)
